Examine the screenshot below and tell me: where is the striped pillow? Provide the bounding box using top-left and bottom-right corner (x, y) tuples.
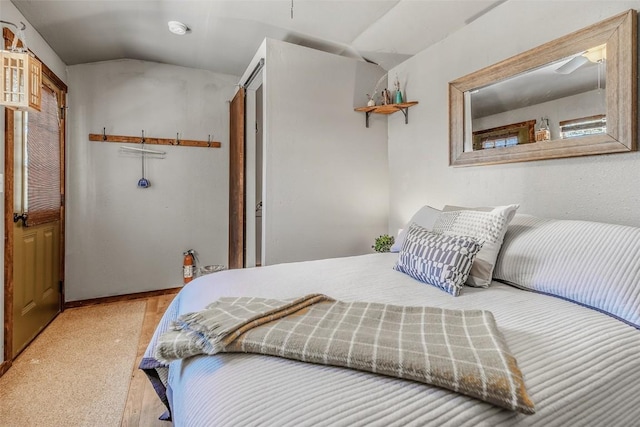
(394, 224), (483, 296)
(494, 215), (640, 329)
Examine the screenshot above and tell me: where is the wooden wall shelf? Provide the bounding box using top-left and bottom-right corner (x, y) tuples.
(354, 101), (418, 128)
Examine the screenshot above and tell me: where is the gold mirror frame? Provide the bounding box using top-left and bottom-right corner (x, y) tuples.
(449, 10), (637, 167)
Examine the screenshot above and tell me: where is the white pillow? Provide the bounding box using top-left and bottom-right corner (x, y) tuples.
(390, 205), (441, 252)
(441, 204), (519, 287)
(494, 214), (640, 329)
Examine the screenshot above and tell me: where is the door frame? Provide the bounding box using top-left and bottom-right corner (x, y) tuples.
(229, 57), (265, 269)
(1, 28), (68, 374)
(244, 74), (264, 268)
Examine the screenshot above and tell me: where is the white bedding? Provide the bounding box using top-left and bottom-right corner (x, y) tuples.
(145, 253), (640, 426)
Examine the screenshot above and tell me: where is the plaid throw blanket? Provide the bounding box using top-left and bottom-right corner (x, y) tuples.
(156, 294), (534, 414)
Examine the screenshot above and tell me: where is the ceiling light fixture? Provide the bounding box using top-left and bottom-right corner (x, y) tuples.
(555, 44), (607, 75)
(583, 44), (606, 63)
(168, 21), (189, 35)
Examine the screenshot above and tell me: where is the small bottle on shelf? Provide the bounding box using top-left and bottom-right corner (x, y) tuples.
(394, 75), (403, 104)
(382, 88), (391, 105)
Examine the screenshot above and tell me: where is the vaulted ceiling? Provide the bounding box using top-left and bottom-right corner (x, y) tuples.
(11, 0), (504, 76)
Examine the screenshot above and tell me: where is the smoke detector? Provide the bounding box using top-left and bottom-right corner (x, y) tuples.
(168, 21), (188, 35)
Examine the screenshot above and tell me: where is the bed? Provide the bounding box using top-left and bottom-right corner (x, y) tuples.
(142, 211), (640, 426)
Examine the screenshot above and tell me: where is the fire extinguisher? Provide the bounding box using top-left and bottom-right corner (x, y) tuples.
(183, 249), (196, 284)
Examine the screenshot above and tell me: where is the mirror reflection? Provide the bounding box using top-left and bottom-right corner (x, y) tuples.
(465, 44), (607, 153)
(449, 10), (635, 167)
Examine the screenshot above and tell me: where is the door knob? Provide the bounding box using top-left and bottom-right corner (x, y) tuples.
(13, 212), (28, 227)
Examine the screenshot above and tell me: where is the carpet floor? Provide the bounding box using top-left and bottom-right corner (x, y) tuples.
(0, 300), (146, 427)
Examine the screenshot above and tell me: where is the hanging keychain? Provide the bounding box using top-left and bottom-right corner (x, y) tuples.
(137, 130), (150, 188)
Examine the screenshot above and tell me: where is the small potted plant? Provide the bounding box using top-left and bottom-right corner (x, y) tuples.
(372, 234), (395, 253)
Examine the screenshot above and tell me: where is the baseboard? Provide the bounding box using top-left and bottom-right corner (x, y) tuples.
(0, 360), (11, 378)
(64, 287), (182, 309)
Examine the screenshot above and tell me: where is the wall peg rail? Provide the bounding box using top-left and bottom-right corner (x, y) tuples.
(88, 129), (221, 148)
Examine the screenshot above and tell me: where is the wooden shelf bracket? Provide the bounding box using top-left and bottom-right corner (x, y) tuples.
(399, 106), (409, 125)
(365, 110), (372, 128)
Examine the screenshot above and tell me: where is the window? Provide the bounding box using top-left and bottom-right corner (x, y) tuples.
(559, 115), (606, 139)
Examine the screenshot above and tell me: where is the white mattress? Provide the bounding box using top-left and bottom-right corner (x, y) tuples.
(152, 253), (640, 426)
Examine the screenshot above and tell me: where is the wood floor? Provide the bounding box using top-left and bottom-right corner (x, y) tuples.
(121, 292), (178, 427)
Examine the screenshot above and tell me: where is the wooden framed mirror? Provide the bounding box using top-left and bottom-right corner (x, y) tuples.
(449, 10), (637, 167)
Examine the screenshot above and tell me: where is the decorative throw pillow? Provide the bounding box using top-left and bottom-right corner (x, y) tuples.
(390, 205), (441, 252)
(439, 204), (519, 288)
(394, 224), (483, 296)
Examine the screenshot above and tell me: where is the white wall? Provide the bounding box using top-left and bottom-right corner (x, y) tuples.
(263, 39), (389, 265)
(388, 1), (640, 232)
(0, 0), (67, 363)
(66, 59), (237, 301)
